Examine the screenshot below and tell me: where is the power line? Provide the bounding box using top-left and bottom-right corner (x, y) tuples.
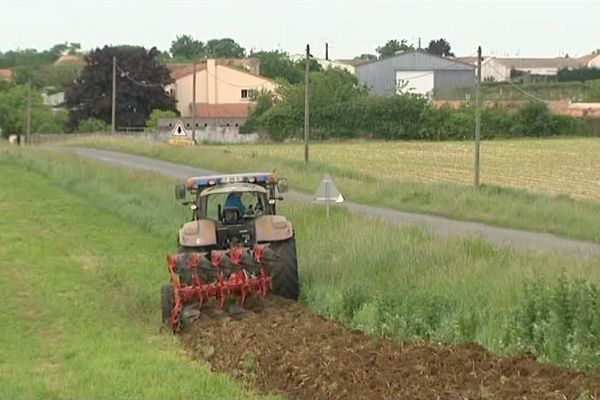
(484, 62), (547, 102)
(116, 65), (165, 88)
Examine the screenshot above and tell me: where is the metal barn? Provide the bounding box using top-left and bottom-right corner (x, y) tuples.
(355, 51), (475, 96)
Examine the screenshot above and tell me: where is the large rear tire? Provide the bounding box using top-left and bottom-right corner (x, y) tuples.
(268, 237), (300, 300)
(161, 284), (174, 325)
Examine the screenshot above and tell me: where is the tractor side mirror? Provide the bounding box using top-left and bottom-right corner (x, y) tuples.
(276, 178), (288, 193)
(175, 183), (187, 200)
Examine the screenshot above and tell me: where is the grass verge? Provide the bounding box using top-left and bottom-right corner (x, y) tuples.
(67, 137), (600, 243)
(0, 153), (274, 399)
(3, 145), (600, 371)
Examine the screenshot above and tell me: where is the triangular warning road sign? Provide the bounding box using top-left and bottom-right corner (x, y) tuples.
(170, 120), (189, 137)
(313, 174), (344, 203)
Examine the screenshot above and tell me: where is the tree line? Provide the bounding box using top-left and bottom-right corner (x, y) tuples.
(242, 68), (594, 141)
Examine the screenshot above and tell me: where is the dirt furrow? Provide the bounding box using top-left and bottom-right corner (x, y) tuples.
(181, 298), (600, 399)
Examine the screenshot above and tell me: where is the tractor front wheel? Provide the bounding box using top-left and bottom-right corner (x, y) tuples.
(268, 237), (300, 300)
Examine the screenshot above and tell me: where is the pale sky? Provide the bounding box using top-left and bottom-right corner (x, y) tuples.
(1, 0), (599, 59)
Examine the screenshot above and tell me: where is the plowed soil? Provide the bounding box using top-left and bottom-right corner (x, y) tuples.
(181, 298), (600, 399)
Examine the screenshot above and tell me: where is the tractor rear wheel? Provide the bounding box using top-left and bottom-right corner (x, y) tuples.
(268, 237), (299, 300)
(161, 284), (174, 325)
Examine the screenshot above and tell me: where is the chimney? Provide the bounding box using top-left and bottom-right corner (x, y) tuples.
(207, 59), (217, 104)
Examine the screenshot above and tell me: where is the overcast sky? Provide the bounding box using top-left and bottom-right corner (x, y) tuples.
(2, 0), (599, 59)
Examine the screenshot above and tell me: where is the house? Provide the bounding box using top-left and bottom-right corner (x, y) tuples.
(457, 57), (583, 82)
(289, 54), (363, 74)
(166, 58), (276, 123)
(54, 54), (85, 66)
(355, 51), (475, 96)
(578, 53), (600, 68)
(0, 69), (12, 81)
(159, 59), (276, 142)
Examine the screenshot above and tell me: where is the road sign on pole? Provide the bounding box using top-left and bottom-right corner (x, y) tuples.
(313, 174), (344, 217)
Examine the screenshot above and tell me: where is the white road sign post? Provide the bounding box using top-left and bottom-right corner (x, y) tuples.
(313, 174), (344, 218)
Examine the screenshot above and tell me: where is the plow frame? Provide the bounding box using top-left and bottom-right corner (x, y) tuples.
(166, 245), (271, 332)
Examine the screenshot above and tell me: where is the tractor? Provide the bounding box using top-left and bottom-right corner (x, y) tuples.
(161, 172), (299, 332)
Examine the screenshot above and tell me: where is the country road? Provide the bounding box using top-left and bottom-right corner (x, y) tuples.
(72, 147), (600, 259)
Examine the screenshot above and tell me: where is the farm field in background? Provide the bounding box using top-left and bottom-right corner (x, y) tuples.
(219, 138), (600, 201)
(4, 145), (600, 372)
(74, 137), (600, 243)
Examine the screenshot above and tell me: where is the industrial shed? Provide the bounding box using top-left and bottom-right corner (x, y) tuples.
(355, 51), (475, 96)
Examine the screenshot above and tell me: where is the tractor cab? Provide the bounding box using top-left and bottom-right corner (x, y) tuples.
(174, 172), (290, 250)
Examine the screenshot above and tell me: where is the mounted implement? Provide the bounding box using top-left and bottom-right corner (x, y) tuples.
(162, 172), (299, 332)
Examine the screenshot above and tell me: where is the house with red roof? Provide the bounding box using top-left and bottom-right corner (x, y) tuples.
(166, 58), (276, 126)
(0, 69), (12, 81)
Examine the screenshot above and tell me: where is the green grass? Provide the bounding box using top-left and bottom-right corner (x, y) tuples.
(67, 137), (600, 243)
(0, 155), (275, 399)
(3, 145), (600, 371)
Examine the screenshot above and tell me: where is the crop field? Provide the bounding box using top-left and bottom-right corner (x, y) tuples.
(74, 137), (600, 242)
(212, 139), (600, 201)
(2, 144), (600, 399)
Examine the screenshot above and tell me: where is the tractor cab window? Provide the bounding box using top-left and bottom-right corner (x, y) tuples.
(204, 191), (267, 222)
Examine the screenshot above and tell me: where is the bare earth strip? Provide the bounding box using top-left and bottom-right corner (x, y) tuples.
(72, 147), (600, 258)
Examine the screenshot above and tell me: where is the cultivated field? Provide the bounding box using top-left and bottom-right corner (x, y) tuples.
(73, 137), (600, 242)
(219, 139), (600, 201)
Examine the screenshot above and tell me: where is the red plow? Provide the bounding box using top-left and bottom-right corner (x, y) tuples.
(165, 245), (272, 332)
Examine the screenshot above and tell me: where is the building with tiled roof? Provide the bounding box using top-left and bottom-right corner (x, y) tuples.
(166, 58), (276, 120)
(0, 69), (13, 81)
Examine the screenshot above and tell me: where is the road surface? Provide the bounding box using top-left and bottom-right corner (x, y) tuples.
(72, 147), (600, 259)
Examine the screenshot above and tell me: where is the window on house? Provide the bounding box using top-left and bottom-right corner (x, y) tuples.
(241, 89), (255, 99)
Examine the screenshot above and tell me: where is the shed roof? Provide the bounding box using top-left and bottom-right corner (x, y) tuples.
(355, 51), (475, 71)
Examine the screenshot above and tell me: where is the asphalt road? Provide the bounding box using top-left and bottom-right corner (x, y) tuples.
(73, 147), (600, 259)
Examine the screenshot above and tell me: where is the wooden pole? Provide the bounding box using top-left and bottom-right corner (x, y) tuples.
(192, 62), (197, 143)
(474, 46), (482, 189)
(111, 56), (117, 134)
(304, 44), (310, 165)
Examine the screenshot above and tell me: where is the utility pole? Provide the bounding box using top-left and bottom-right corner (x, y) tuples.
(192, 62), (197, 143)
(26, 79), (32, 145)
(111, 56), (117, 134)
(304, 44), (310, 165)
(474, 46), (482, 189)
(325, 42), (329, 60)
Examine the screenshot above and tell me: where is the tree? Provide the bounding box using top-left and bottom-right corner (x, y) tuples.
(250, 50), (321, 84)
(76, 117), (111, 133)
(0, 84), (55, 137)
(357, 54), (377, 61)
(376, 39), (415, 59)
(65, 46), (176, 130)
(205, 38), (246, 58)
(426, 38), (455, 57)
(169, 34), (205, 60)
(145, 109), (178, 132)
(257, 68), (365, 140)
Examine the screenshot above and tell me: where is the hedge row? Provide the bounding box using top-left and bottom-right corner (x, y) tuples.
(248, 93), (592, 141)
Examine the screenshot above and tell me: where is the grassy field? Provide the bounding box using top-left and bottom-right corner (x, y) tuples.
(4, 145), (600, 371)
(0, 156), (274, 399)
(72, 137), (600, 243)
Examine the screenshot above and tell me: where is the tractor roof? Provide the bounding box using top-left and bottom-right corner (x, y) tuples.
(200, 183), (268, 197)
(186, 172), (276, 189)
